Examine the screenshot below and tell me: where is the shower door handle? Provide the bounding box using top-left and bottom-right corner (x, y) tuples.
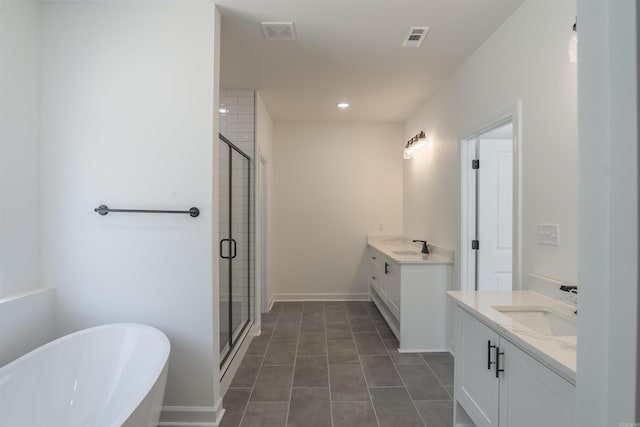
(230, 239), (237, 259)
(220, 238), (231, 259)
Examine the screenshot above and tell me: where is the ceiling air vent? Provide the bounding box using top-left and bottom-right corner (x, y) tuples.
(261, 22), (296, 40)
(402, 26), (431, 48)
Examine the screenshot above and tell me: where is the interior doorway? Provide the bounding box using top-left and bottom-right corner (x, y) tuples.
(461, 109), (519, 292)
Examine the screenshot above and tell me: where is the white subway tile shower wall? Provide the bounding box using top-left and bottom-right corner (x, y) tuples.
(219, 89), (255, 159)
(219, 90), (255, 333)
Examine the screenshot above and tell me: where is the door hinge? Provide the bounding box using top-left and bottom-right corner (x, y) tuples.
(472, 240), (479, 250)
(472, 159), (480, 169)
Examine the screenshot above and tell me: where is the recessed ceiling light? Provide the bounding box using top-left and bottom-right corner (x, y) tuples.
(219, 107), (229, 114)
(337, 102), (350, 109)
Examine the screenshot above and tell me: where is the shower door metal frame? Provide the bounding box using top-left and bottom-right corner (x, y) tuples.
(219, 133), (252, 367)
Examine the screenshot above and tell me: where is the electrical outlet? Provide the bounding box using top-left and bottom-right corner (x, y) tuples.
(538, 224), (560, 246)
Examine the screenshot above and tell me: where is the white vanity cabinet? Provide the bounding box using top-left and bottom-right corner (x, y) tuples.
(498, 338), (575, 426)
(368, 251), (385, 298)
(455, 308), (500, 426)
(368, 245), (451, 352)
(454, 307), (576, 427)
(369, 251), (400, 318)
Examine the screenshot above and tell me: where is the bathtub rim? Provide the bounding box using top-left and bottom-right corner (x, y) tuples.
(0, 322), (171, 427)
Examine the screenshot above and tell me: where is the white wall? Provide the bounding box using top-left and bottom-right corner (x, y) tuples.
(404, 0), (578, 295)
(40, 1), (219, 419)
(0, 0), (55, 371)
(272, 123), (403, 299)
(256, 92), (274, 309)
(256, 93), (274, 160)
(0, 0), (41, 298)
(0, 289), (55, 366)
(211, 7), (223, 419)
(576, 0), (638, 424)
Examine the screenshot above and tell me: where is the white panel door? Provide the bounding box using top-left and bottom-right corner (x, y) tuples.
(498, 339), (576, 427)
(477, 139), (513, 291)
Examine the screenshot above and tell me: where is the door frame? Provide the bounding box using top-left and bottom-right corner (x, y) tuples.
(459, 101), (522, 291)
(257, 151), (269, 314)
(218, 133), (253, 369)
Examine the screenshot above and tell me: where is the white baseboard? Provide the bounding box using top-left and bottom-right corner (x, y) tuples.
(158, 399), (223, 427)
(271, 293), (370, 302)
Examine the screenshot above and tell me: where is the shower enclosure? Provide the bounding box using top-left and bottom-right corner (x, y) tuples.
(219, 134), (252, 366)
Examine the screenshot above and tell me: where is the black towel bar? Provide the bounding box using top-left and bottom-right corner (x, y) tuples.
(94, 204), (200, 218)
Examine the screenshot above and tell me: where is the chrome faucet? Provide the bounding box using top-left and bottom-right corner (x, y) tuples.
(412, 239), (430, 254)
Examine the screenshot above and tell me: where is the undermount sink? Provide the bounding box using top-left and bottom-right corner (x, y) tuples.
(491, 305), (577, 337)
(392, 250), (423, 256)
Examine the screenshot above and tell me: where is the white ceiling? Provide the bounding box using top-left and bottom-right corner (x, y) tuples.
(216, 0), (526, 122)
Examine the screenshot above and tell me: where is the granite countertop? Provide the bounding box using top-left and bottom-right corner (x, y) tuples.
(447, 290), (577, 384)
(367, 236), (453, 265)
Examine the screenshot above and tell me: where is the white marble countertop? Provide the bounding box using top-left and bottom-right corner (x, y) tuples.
(367, 236), (453, 265)
(447, 290), (577, 384)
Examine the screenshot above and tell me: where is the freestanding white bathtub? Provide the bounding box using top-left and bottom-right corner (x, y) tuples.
(0, 323), (170, 427)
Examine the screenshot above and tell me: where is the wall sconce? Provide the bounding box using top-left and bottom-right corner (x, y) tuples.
(568, 18), (577, 63)
(403, 131), (427, 159)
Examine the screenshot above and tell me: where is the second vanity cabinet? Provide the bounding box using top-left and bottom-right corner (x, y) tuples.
(369, 251), (401, 318)
(454, 307), (576, 427)
(368, 244), (451, 352)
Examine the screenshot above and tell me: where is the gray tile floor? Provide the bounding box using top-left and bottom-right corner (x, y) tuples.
(220, 301), (454, 427)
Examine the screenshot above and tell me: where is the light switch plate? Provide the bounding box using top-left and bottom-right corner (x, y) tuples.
(539, 224), (560, 246)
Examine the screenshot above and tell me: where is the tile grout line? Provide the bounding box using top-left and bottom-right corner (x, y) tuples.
(371, 306), (427, 427)
(232, 302), (453, 427)
(283, 305), (303, 427)
(367, 385), (407, 389)
(349, 303), (382, 427)
(420, 353), (453, 393)
(237, 304), (282, 427)
(322, 302), (335, 427)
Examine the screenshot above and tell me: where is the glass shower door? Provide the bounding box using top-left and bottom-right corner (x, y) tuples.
(219, 135), (251, 366)
(230, 148), (250, 347)
(218, 138), (231, 360)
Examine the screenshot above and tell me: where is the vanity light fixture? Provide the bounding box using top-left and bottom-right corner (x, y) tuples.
(403, 131), (427, 159)
(568, 18), (577, 63)
(337, 102), (350, 109)
(219, 107), (229, 114)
